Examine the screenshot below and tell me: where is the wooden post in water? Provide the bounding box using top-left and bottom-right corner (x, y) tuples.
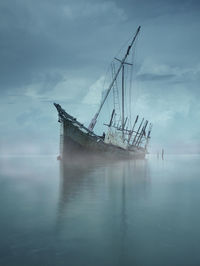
(162, 148), (164, 160)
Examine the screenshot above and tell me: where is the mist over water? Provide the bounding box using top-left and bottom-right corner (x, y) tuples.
(0, 155), (200, 266)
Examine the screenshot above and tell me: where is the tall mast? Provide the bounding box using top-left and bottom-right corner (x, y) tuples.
(122, 64), (125, 139)
(88, 26), (141, 131)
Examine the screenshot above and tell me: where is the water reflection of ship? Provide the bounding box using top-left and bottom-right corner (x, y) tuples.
(56, 160), (98, 228)
(56, 159), (151, 238)
(119, 160), (150, 265)
(103, 159), (150, 264)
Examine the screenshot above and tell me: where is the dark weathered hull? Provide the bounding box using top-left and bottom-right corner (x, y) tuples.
(54, 103), (146, 161)
(60, 119), (146, 161)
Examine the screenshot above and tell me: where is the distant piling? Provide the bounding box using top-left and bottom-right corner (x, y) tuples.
(162, 149), (164, 160)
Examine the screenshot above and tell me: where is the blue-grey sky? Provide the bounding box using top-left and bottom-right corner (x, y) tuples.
(0, 0), (200, 155)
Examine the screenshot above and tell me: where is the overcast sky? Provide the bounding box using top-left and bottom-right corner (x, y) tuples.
(0, 0), (200, 155)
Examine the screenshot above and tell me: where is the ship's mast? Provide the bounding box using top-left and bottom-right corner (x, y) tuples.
(122, 64), (125, 139)
(88, 26), (141, 131)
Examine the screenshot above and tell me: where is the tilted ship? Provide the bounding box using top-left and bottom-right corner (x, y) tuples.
(54, 26), (152, 160)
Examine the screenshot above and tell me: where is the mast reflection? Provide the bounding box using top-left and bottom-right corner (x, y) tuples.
(56, 157), (151, 239)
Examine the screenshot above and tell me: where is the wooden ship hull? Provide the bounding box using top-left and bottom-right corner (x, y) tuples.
(54, 103), (146, 161)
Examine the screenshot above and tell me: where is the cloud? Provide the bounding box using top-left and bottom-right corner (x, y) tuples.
(63, 1), (127, 22)
(0, 0), (128, 94)
(136, 60), (200, 84)
(137, 73), (176, 81)
(82, 76), (106, 105)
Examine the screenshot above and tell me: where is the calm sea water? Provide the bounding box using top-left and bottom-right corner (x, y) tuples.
(0, 155), (200, 266)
